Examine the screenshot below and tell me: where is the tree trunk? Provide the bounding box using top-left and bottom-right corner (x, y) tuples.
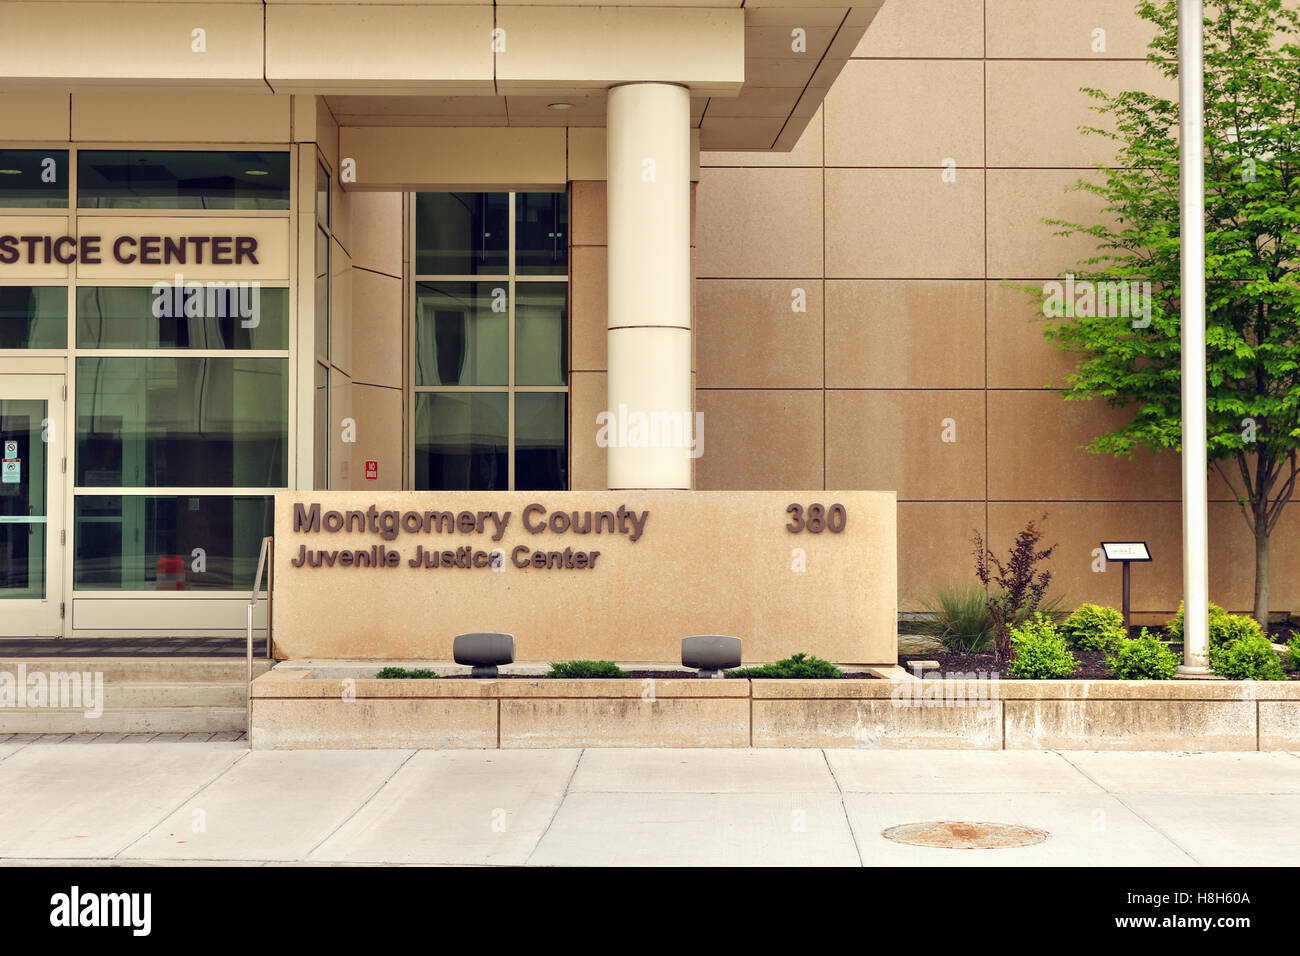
(1254, 522), (1271, 631)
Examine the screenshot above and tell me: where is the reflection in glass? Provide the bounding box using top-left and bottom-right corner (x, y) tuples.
(515, 283), (567, 386)
(414, 193), (508, 275)
(76, 286), (288, 350)
(0, 150), (69, 208)
(515, 392), (567, 491)
(414, 392), (507, 490)
(414, 282), (508, 386)
(75, 357), (288, 487)
(0, 286), (67, 349)
(515, 192), (568, 275)
(73, 495), (273, 590)
(77, 151), (290, 210)
(0, 399), (48, 598)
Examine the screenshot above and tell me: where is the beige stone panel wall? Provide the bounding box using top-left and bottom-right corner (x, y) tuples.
(985, 0), (1159, 59)
(70, 92), (290, 144)
(338, 127), (567, 191)
(329, 238), (353, 377)
(570, 245), (607, 373)
(852, 0), (984, 58)
(570, 181), (606, 246)
(898, 501), (987, 612)
(568, 371), (607, 491)
(695, 167), (822, 278)
(825, 389), (986, 500)
(1205, 505), (1300, 616)
(702, 109), (824, 168)
(987, 60), (1174, 168)
(986, 169), (1111, 280)
(0, 93), (70, 141)
(986, 280), (1078, 390)
(265, 3), (493, 91)
(349, 384), (402, 491)
(824, 60), (984, 168)
(825, 169), (984, 278)
(0, 2), (264, 86)
(253, 697), (498, 750)
(696, 280), (823, 389)
(988, 501), (1183, 618)
(328, 366), (353, 490)
(694, 389), (824, 490)
(350, 268), (402, 387)
(987, 391), (1181, 501)
(348, 191), (402, 279)
(825, 280), (984, 388)
(500, 698), (750, 749)
(271, 490), (898, 664)
(752, 699), (1002, 749)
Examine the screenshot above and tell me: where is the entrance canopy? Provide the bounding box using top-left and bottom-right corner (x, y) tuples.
(0, 0), (882, 154)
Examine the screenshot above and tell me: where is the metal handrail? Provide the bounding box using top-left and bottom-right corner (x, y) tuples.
(246, 535), (273, 736)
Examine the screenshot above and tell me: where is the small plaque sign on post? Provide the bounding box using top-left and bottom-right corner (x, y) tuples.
(1100, 541), (1152, 632)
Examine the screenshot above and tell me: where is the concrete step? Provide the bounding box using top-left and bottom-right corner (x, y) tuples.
(0, 658), (274, 683)
(0, 706), (247, 735)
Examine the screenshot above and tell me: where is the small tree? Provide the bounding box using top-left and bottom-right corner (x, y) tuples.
(1034, 0), (1300, 628)
(972, 516), (1059, 663)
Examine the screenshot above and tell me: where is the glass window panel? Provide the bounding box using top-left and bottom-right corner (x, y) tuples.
(315, 228), (329, 359)
(514, 392), (567, 491)
(77, 150), (290, 210)
(73, 494), (273, 590)
(314, 363), (328, 490)
(515, 192), (568, 275)
(514, 283), (567, 386)
(414, 193), (507, 275)
(0, 398), (49, 598)
(0, 150), (69, 208)
(75, 357), (288, 487)
(0, 285), (67, 348)
(76, 286), (287, 350)
(414, 392), (507, 490)
(414, 282), (508, 386)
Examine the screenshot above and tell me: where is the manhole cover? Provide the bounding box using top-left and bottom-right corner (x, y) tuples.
(882, 821), (1049, 850)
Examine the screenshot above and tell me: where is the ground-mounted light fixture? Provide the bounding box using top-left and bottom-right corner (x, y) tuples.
(682, 635), (742, 679)
(453, 632), (515, 678)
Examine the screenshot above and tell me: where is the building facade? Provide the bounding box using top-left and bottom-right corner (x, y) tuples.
(0, 0), (1294, 640)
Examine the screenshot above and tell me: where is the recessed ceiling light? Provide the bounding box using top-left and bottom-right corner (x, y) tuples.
(0, 169), (21, 176)
(547, 102), (575, 111)
(244, 169), (270, 176)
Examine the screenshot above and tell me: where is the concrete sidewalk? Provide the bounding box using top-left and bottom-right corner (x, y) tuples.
(0, 744), (1296, 866)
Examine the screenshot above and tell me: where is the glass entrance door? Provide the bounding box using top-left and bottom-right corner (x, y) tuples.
(0, 374), (65, 637)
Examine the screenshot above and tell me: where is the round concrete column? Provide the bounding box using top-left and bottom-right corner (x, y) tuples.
(605, 82), (693, 490)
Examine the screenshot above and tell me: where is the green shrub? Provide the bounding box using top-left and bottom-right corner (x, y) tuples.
(1286, 631), (1300, 672)
(1007, 615), (1078, 679)
(1209, 632), (1287, 680)
(913, 584), (997, 652)
(375, 667), (440, 679)
(547, 660), (628, 679)
(1105, 628), (1179, 680)
(1061, 603), (1127, 651)
(1165, 602), (1264, 646)
(729, 652), (842, 679)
